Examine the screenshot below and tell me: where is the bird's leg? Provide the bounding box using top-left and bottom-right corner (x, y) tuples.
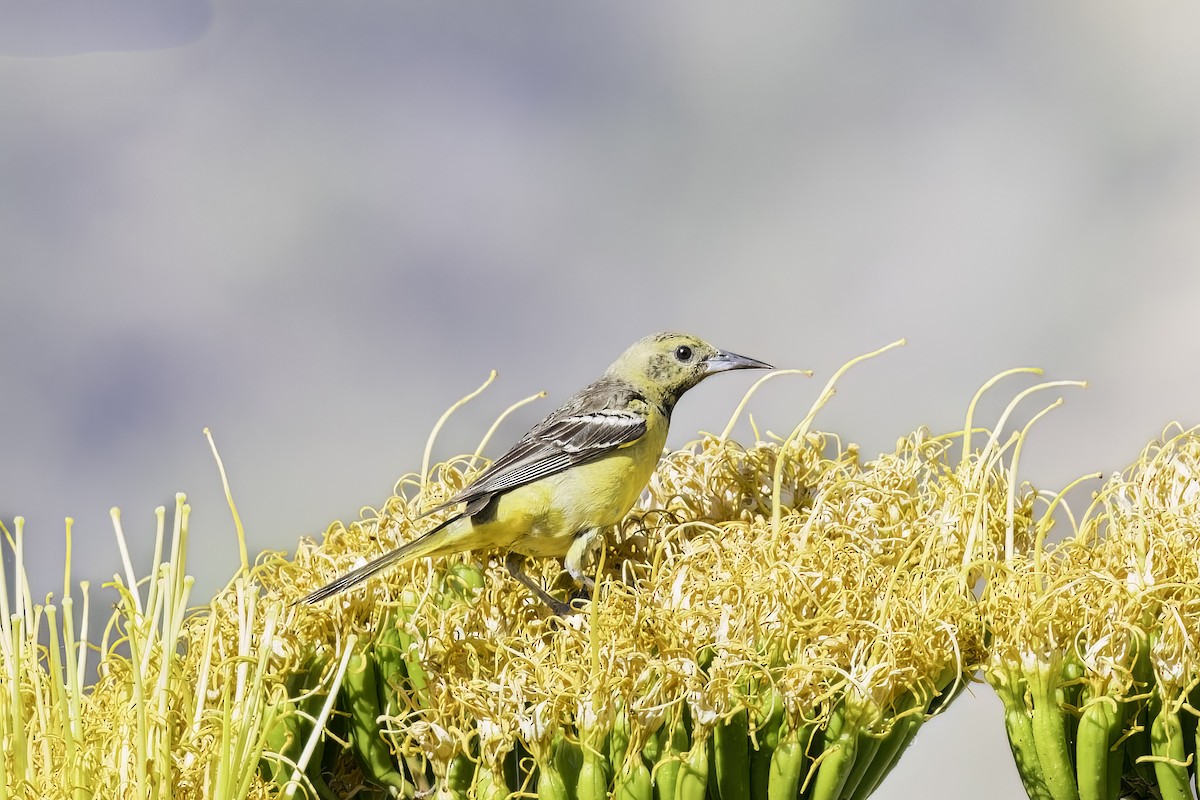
(564, 528), (601, 602)
(505, 552), (573, 616)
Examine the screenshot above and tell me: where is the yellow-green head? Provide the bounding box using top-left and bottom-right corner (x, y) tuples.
(603, 332), (773, 412)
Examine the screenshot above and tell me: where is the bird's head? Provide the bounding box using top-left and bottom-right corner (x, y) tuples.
(605, 332), (773, 411)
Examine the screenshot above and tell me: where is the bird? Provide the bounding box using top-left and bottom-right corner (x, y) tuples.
(298, 332), (772, 612)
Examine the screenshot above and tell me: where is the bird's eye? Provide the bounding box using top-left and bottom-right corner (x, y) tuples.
(674, 345), (694, 362)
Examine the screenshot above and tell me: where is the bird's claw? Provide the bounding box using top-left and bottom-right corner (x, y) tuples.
(540, 584), (592, 618)
(545, 596), (576, 617)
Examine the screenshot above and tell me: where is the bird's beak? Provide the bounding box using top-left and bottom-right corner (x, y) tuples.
(704, 348), (774, 375)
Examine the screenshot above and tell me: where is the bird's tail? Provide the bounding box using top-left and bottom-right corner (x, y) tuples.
(297, 514), (462, 605)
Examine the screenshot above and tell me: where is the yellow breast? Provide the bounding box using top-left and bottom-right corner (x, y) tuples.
(497, 414), (668, 557)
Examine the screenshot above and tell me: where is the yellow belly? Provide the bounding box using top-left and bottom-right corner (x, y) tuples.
(466, 422), (666, 558)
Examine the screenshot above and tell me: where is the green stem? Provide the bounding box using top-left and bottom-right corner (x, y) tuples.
(1027, 661), (1079, 800)
(749, 691), (786, 800)
(655, 713), (690, 800)
(710, 708), (751, 800)
(809, 701), (859, 800)
(848, 710), (924, 800)
(674, 728), (709, 800)
(987, 666), (1053, 800)
(767, 722), (814, 800)
(1074, 694), (1122, 800)
(1149, 699), (1191, 800)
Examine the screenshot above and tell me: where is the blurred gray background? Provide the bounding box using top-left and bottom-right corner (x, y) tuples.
(3, 2), (1199, 798)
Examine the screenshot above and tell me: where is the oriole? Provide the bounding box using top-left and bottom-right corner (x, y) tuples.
(300, 332), (771, 612)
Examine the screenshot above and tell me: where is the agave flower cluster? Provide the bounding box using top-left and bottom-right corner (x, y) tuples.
(983, 424), (1200, 800)
(0, 497), (289, 800)
(249, 409), (1028, 800)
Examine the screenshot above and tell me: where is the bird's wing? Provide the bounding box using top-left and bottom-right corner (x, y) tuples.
(416, 382), (649, 519)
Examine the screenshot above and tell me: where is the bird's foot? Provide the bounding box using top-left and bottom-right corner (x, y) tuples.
(545, 581), (595, 617)
(506, 552), (582, 617)
(545, 596), (577, 617)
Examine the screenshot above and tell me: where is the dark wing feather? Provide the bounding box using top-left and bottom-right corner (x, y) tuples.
(415, 379), (648, 519)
